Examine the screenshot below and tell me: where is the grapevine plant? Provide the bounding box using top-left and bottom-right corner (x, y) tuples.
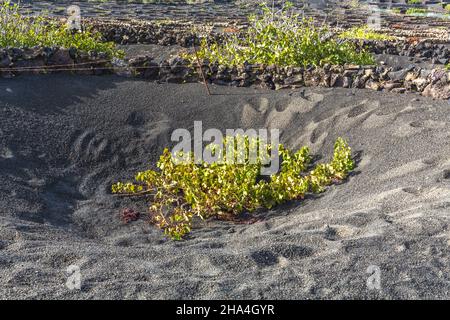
(405, 8), (428, 15)
(339, 25), (395, 41)
(186, 1), (374, 67)
(0, 1), (123, 58)
(112, 137), (354, 240)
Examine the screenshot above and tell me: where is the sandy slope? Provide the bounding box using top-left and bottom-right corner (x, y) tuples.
(0, 75), (449, 299)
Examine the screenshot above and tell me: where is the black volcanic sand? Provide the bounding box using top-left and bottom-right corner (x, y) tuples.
(16, 0), (339, 21)
(0, 75), (450, 299)
(15, 0), (450, 30)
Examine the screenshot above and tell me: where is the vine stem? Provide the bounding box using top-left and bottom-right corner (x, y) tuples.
(113, 190), (156, 197)
(192, 40), (211, 96)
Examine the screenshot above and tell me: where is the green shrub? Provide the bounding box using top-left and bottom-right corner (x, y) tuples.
(339, 25), (395, 41)
(407, 0), (422, 4)
(112, 137), (354, 240)
(405, 8), (428, 15)
(445, 4), (450, 12)
(189, 1), (374, 67)
(0, 1), (123, 58)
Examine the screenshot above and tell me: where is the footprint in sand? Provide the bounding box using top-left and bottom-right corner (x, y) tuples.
(323, 225), (356, 241)
(379, 160), (430, 181)
(0, 147), (14, 159)
(125, 111), (172, 147)
(72, 129), (110, 163)
(264, 96), (321, 130)
(409, 120), (447, 130)
(250, 250), (279, 267)
(443, 170), (450, 180)
(126, 111), (146, 126)
(309, 122), (329, 145)
(241, 94), (323, 130)
(347, 99), (371, 118)
(241, 97), (270, 127)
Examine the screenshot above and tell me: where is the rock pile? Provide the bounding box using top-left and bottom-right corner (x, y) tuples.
(89, 20), (208, 46)
(1, 47), (449, 100)
(203, 61), (450, 99)
(353, 40), (449, 65)
(99, 55), (450, 100)
(0, 47), (112, 77)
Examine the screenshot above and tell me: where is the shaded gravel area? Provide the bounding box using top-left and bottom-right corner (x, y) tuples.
(0, 75), (449, 299)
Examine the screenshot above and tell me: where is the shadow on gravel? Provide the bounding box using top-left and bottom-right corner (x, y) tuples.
(0, 74), (127, 115)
